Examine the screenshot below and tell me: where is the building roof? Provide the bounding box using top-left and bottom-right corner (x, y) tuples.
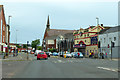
(99, 26), (120, 34)
(47, 29), (74, 37)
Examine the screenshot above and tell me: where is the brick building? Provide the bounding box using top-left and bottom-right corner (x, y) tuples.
(0, 5), (7, 52)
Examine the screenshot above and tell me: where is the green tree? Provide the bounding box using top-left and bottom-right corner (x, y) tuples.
(23, 44), (27, 49)
(37, 46), (42, 50)
(31, 39), (40, 50)
(16, 44), (22, 48)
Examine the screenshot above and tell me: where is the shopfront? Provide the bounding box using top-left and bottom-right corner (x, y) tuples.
(73, 42), (86, 56)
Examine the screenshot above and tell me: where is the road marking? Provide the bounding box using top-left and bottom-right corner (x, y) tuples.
(97, 67), (118, 72)
(58, 60), (62, 63)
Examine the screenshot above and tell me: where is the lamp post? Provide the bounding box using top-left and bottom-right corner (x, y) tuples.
(27, 41), (29, 60)
(16, 29), (18, 56)
(96, 17), (99, 26)
(8, 15), (12, 57)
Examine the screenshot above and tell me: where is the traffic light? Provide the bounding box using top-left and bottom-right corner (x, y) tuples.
(111, 41), (115, 47)
(98, 41), (100, 48)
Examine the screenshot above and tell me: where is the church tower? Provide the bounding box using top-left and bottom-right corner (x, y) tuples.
(46, 15), (50, 30)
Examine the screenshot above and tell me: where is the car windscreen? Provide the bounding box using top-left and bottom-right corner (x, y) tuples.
(66, 53), (70, 54)
(38, 53), (44, 54)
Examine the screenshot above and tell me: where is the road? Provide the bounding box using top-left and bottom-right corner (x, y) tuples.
(2, 54), (119, 79)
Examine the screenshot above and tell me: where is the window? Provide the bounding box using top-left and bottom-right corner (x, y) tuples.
(114, 37), (116, 41)
(77, 41), (79, 43)
(84, 34), (86, 37)
(87, 34), (89, 37)
(3, 25), (5, 31)
(38, 52), (44, 54)
(85, 40), (86, 42)
(104, 38), (105, 43)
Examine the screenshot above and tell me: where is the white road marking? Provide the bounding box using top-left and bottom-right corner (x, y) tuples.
(97, 67), (118, 72)
(58, 60), (62, 63)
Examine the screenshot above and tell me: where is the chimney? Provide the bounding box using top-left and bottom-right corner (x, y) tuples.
(101, 24), (103, 26)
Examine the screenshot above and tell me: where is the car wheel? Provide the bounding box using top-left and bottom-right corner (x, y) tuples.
(45, 58), (48, 60)
(37, 58), (39, 60)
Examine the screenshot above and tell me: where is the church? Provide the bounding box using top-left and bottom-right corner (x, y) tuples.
(42, 16), (75, 52)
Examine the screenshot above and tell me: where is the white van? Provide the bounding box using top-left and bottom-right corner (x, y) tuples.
(35, 50), (41, 56)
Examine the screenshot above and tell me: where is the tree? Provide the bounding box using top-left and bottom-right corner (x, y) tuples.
(37, 46), (42, 50)
(31, 39), (40, 50)
(16, 44), (22, 48)
(23, 44), (27, 49)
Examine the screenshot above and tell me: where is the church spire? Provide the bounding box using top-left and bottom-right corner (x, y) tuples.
(46, 15), (50, 29)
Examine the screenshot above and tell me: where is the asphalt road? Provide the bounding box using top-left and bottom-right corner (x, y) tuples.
(2, 55), (119, 78)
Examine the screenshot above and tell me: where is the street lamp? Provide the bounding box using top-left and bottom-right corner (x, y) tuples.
(16, 29), (18, 56)
(7, 15), (12, 57)
(96, 17), (99, 26)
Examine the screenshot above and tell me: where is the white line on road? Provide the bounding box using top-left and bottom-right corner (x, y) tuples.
(97, 67), (118, 72)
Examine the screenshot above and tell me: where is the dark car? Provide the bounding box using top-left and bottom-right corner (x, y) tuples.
(45, 52), (50, 57)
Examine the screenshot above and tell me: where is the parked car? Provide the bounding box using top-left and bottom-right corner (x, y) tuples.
(71, 52), (75, 57)
(74, 52), (83, 58)
(53, 52), (59, 56)
(63, 52), (72, 58)
(45, 52), (51, 57)
(60, 51), (64, 57)
(35, 50), (42, 56)
(37, 52), (48, 60)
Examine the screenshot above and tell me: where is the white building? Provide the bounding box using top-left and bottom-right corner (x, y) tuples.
(98, 26), (120, 58)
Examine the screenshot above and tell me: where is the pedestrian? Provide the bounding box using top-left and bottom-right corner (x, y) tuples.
(77, 52), (80, 58)
(89, 52), (92, 58)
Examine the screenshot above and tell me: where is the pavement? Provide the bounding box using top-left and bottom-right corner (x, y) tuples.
(1, 55), (119, 78)
(0, 52), (33, 61)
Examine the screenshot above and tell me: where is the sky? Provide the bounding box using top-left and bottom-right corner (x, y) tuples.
(0, 0), (119, 45)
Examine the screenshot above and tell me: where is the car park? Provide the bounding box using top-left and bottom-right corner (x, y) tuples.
(37, 52), (48, 60)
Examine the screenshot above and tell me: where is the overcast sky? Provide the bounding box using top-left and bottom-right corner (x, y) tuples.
(0, 0), (119, 45)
